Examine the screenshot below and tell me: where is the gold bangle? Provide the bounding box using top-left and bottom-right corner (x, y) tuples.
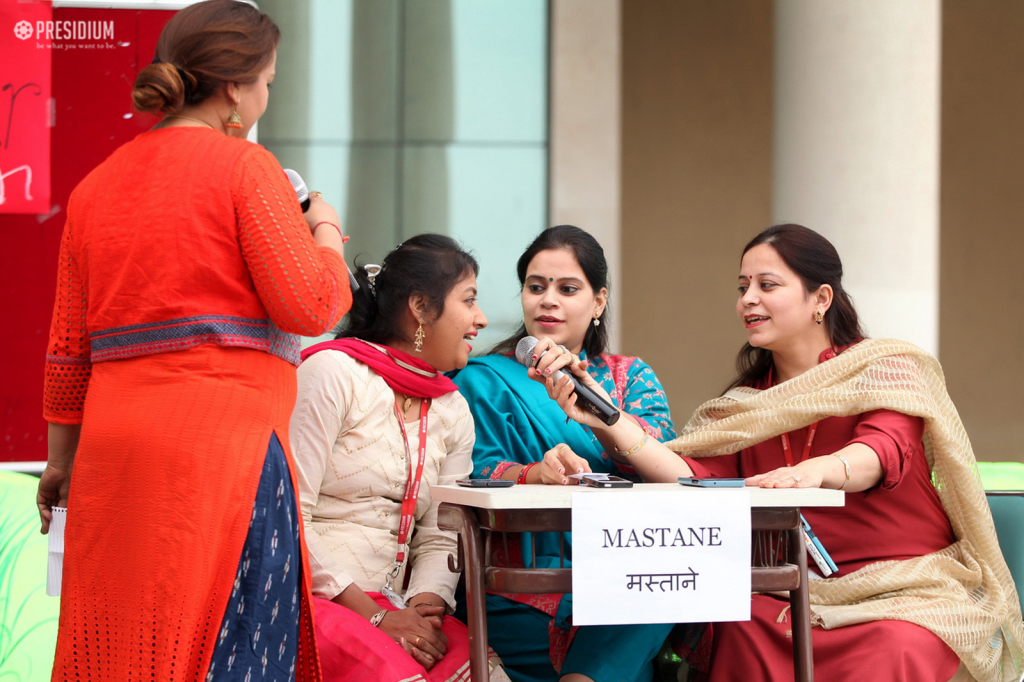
(617, 433), (649, 458)
(832, 453), (851, 490)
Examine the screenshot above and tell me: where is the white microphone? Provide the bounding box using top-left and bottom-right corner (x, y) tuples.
(515, 336), (620, 426)
(283, 168), (310, 211)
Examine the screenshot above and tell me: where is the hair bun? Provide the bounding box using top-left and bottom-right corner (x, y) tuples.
(133, 0), (280, 115)
(131, 61), (186, 115)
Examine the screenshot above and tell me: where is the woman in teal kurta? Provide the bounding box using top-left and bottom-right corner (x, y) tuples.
(453, 225), (676, 682)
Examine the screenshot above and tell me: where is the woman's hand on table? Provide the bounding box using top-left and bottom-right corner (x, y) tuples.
(746, 459), (828, 489)
(748, 444), (881, 492)
(536, 444), (592, 485)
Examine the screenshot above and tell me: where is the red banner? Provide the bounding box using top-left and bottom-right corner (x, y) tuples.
(0, 0), (52, 214)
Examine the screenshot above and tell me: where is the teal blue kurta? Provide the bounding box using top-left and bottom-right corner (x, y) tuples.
(453, 352), (676, 682)
(457, 352), (674, 477)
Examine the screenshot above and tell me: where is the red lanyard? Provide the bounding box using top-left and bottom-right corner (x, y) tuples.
(780, 422), (819, 467)
(393, 398), (430, 567)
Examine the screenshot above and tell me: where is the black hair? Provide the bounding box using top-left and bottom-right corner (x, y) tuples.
(490, 225), (610, 357)
(337, 234), (479, 345)
(726, 223), (865, 391)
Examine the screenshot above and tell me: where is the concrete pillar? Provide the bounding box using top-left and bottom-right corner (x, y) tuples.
(549, 0), (622, 351)
(773, 0), (941, 354)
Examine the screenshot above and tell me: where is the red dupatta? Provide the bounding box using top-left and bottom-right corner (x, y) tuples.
(300, 338), (457, 399)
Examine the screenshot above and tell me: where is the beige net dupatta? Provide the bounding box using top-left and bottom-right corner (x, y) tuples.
(663, 338), (1024, 682)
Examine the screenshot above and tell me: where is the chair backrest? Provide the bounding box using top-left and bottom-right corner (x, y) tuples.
(977, 462), (1024, 620)
(0, 471), (60, 681)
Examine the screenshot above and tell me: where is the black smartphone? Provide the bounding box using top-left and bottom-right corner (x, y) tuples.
(584, 476), (633, 489)
(456, 479), (515, 488)
(678, 477), (746, 488)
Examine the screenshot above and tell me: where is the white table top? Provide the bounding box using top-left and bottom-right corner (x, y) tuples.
(431, 482), (844, 510)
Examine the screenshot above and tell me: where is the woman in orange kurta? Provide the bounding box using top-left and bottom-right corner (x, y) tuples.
(36, 3), (350, 680)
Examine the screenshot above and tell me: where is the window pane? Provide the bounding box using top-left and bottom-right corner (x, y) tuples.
(260, 0), (549, 349)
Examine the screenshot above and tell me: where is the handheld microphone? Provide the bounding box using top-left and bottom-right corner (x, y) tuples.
(283, 168), (359, 292)
(283, 168), (311, 212)
(515, 336), (620, 426)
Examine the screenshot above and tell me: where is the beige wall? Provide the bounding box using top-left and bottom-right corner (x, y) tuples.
(620, 1), (774, 423)
(618, 1), (1021, 460)
(941, 1), (1024, 463)
(773, 1), (941, 356)
(549, 0), (622, 350)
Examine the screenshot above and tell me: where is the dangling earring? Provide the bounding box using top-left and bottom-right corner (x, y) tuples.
(592, 316), (601, 327)
(226, 108), (243, 129)
(414, 323), (425, 353)
(813, 309), (824, 325)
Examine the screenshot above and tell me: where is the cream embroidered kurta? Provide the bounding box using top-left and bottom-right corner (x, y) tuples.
(290, 350), (474, 610)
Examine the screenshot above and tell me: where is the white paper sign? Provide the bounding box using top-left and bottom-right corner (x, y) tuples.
(571, 489), (751, 626)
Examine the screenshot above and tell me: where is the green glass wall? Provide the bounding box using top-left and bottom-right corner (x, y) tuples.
(260, 0), (549, 349)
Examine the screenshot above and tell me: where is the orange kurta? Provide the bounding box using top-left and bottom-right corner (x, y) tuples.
(43, 127), (350, 681)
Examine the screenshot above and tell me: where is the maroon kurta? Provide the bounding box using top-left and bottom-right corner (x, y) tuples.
(685, 347), (961, 681)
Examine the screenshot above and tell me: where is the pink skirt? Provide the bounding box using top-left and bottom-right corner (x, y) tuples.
(314, 594), (501, 682)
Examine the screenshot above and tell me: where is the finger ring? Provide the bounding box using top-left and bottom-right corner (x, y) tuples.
(415, 636), (422, 646)
(790, 476), (801, 483)
(309, 191), (323, 198)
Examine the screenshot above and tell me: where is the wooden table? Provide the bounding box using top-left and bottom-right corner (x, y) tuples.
(432, 482), (845, 682)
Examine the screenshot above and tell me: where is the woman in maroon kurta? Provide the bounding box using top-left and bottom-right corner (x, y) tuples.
(685, 348), (961, 680)
(525, 224), (1021, 682)
(689, 346), (956, 577)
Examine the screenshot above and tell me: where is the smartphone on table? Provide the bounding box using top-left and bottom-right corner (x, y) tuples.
(456, 479), (515, 488)
(678, 477), (747, 488)
(584, 475), (633, 489)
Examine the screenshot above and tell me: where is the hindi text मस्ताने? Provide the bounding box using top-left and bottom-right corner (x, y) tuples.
(625, 570), (699, 593)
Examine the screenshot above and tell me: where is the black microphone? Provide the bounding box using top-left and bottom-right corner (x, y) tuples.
(283, 168), (359, 293)
(515, 336), (620, 426)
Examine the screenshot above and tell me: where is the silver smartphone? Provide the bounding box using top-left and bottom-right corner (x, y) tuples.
(678, 477), (746, 488)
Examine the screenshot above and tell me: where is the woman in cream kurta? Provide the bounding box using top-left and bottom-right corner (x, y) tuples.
(291, 349), (472, 608)
(289, 234), (508, 682)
